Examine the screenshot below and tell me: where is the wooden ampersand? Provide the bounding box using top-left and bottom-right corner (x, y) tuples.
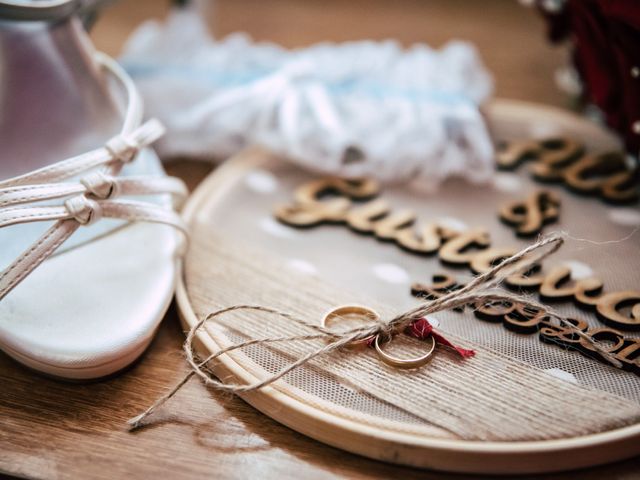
(499, 190), (561, 237)
(497, 137), (639, 204)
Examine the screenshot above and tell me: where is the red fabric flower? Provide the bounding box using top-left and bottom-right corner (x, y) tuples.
(537, 0), (640, 158)
(405, 318), (475, 358)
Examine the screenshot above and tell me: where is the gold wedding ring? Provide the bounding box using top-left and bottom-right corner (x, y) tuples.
(374, 333), (436, 369)
(322, 305), (437, 369)
(321, 305), (379, 349)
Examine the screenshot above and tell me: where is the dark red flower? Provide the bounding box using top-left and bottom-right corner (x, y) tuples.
(536, 0), (640, 158)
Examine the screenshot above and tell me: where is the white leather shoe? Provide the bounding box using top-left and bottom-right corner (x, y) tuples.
(0, 44), (188, 380)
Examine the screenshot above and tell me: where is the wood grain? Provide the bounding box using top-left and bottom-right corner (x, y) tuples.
(2, 0), (639, 478)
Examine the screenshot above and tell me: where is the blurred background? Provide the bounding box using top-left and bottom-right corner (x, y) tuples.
(86, 0), (577, 188)
(91, 0), (567, 107)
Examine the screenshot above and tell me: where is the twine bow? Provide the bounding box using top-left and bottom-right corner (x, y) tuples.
(128, 233), (621, 430)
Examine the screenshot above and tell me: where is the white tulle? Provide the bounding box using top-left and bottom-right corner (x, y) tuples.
(121, 6), (495, 186)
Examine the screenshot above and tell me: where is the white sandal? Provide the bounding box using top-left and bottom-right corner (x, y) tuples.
(0, 52), (188, 380)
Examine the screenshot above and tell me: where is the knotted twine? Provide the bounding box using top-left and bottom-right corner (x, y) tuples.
(128, 233), (621, 429)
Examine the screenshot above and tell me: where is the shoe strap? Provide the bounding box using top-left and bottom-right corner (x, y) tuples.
(0, 173), (187, 208)
(0, 197), (188, 230)
(0, 172), (189, 301)
(0, 198), (188, 301)
(0, 167), (189, 302)
(0, 118), (165, 189)
(0, 52), (189, 302)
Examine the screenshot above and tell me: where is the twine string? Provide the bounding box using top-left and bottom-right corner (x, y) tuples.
(128, 233), (621, 430)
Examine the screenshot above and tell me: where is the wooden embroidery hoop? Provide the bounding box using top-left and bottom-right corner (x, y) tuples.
(175, 99), (640, 474)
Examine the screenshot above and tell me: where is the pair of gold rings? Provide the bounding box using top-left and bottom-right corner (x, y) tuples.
(321, 305), (436, 369)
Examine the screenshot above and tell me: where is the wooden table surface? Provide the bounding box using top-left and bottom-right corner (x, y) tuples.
(2, 1), (639, 478)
